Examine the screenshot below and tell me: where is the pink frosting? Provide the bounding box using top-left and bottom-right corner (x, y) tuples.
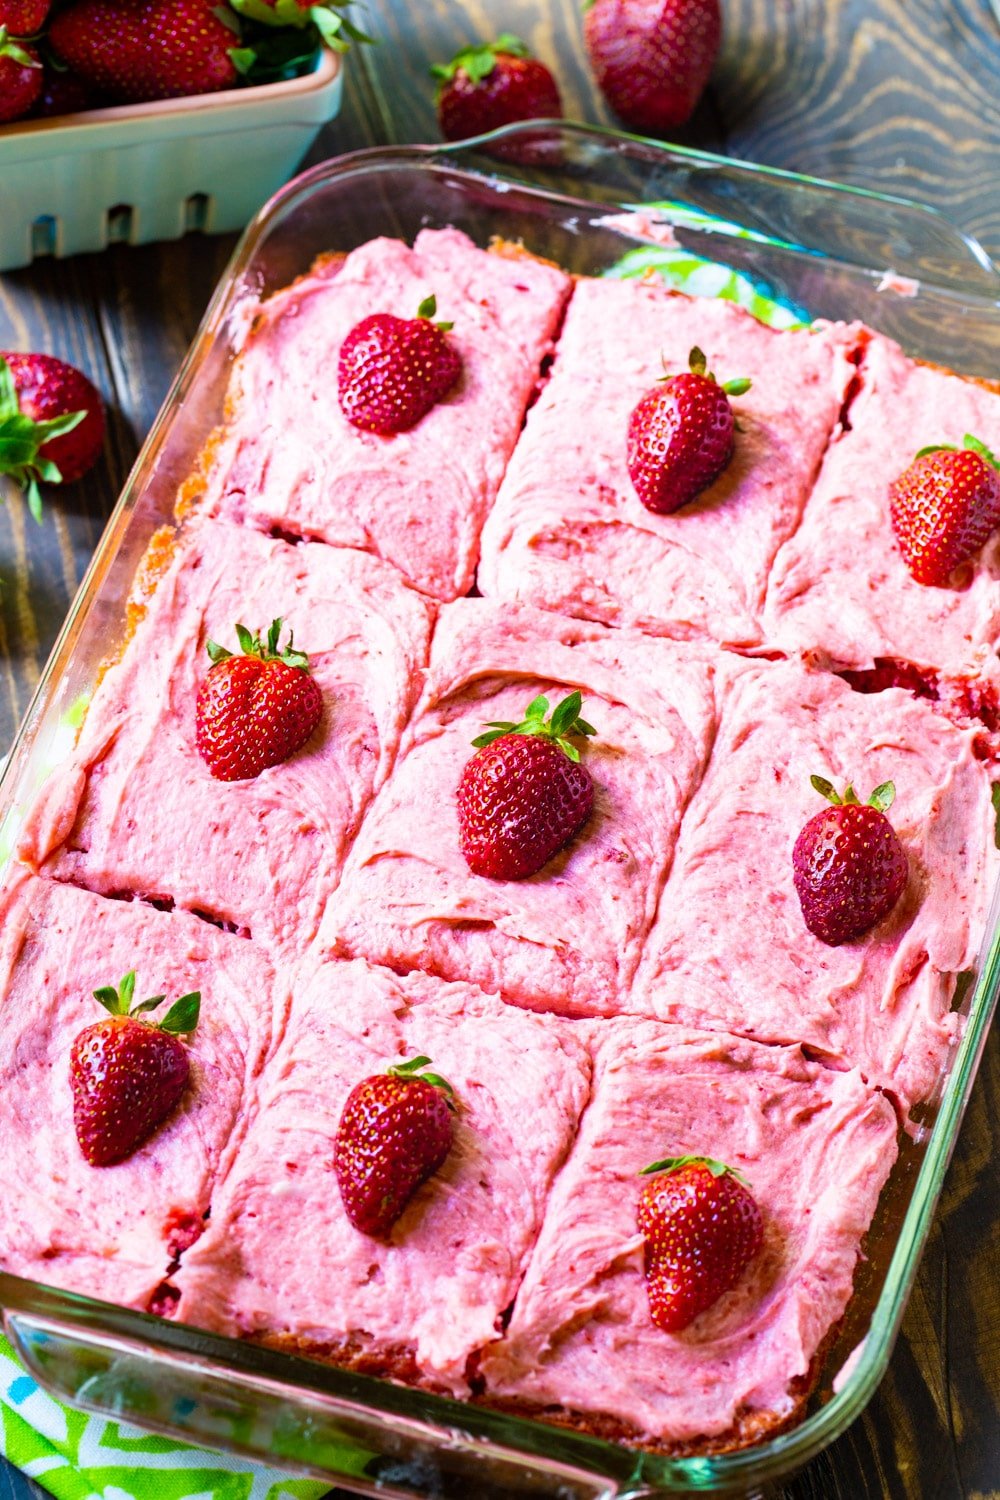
(633, 656), (1000, 1114)
(477, 277), (859, 644)
(201, 229), (571, 600)
(0, 873), (283, 1310)
(321, 600), (717, 1013)
(481, 1019), (899, 1443)
(20, 519), (434, 955)
(173, 958), (592, 1394)
(764, 331), (1000, 674)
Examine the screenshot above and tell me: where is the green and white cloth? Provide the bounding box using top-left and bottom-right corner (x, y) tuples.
(0, 1334), (330, 1500)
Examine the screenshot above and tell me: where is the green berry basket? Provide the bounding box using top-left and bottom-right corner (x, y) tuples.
(0, 48), (342, 271)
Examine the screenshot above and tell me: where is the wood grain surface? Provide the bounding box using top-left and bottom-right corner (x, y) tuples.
(1, 2), (998, 1498)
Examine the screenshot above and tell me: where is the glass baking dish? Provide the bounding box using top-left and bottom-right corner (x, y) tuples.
(1, 121), (998, 1499)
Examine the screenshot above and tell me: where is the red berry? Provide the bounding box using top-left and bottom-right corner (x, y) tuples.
(0, 0), (50, 33)
(70, 972), (200, 1167)
(195, 618), (323, 782)
(638, 1156), (763, 1333)
(0, 351), (105, 521)
(33, 63), (98, 117)
(627, 348), (749, 514)
(888, 436), (1000, 587)
(456, 690), (597, 880)
(337, 296), (462, 436)
(0, 29), (42, 123)
(49, 0), (239, 104)
(792, 777), (908, 947)
(334, 1057), (455, 1237)
(585, 0), (721, 134)
(433, 34), (562, 162)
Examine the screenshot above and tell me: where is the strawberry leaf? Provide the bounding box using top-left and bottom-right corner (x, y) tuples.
(120, 971), (136, 1011)
(809, 774), (841, 805)
(0, 357), (19, 421)
(842, 784), (861, 806)
(228, 45), (257, 74)
(722, 377), (751, 397)
(471, 689), (598, 757)
(93, 984), (123, 1015)
(205, 638), (232, 664)
(963, 433), (999, 471)
(867, 781), (896, 813)
(417, 295), (438, 321)
(387, 1054), (455, 1101)
(639, 1154), (749, 1186)
(235, 623), (259, 656)
(159, 992), (201, 1036)
(131, 994), (168, 1015)
(688, 346), (708, 377)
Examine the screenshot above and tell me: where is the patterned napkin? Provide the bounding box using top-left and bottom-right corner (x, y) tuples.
(0, 235), (796, 1500)
(0, 1335), (332, 1500)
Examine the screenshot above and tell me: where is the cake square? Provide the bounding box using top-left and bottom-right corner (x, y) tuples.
(200, 228), (571, 601)
(0, 874), (283, 1311)
(477, 277), (858, 646)
(20, 519), (434, 955)
(763, 331), (1000, 675)
(631, 657), (999, 1114)
(172, 958), (592, 1394)
(480, 1018), (899, 1450)
(320, 601), (717, 1015)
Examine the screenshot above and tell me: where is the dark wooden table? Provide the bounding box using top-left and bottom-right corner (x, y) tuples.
(1, 2), (998, 1497)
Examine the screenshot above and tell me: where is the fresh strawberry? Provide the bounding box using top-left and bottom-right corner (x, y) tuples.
(70, 971), (200, 1167)
(337, 295), (462, 436)
(0, 0), (49, 32)
(0, 28), (42, 122)
(0, 352), (105, 521)
(457, 690), (597, 880)
(792, 777), (908, 947)
(584, 0), (722, 134)
(48, 0), (243, 104)
(32, 63), (98, 117)
(888, 435), (1000, 586)
(432, 34), (562, 159)
(195, 618), (323, 782)
(637, 1156), (763, 1333)
(627, 346), (750, 514)
(334, 1055), (455, 1237)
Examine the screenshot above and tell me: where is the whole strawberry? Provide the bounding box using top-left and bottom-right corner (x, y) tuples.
(585, 0), (722, 134)
(70, 971), (200, 1167)
(627, 347), (749, 514)
(0, 28), (42, 123)
(432, 34), (563, 161)
(792, 777), (908, 947)
(334, 1055), (455, 1237)
(196, 618), (323, 781)
(0, 0), (49, 33)
(889, 435), (1000, 586)
(338, 295), (462, 436)
(49, 0), (242, 103)
(0, 352), (105, 522)
(457, 690), (597, 880)
(638, 1156), (763, 1332)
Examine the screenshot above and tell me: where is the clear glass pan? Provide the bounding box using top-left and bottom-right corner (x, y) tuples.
(1, 121), (998, 1498)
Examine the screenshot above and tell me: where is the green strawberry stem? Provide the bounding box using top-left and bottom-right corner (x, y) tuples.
(0, 354), (87, 524)
(914, 433), (999, 470)
(639, 1154), (750, 1188)
(430, 32), (528, 87)
(206, 617), (311, 672)
(809, 774), (895, 813)
(93, 971), (201, 1035)
(416, 294), (453, 333)
(658, 346), (751, 397)
(471, 688), (597, 763)
(387, 1054), (456, 1106)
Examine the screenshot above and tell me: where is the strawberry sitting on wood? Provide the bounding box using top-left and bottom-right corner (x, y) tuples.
(432, 34), (563, 160)
(584, 0), (722, 134)
(0, 352), (105, 521)
(70, 971), (201, 1167)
